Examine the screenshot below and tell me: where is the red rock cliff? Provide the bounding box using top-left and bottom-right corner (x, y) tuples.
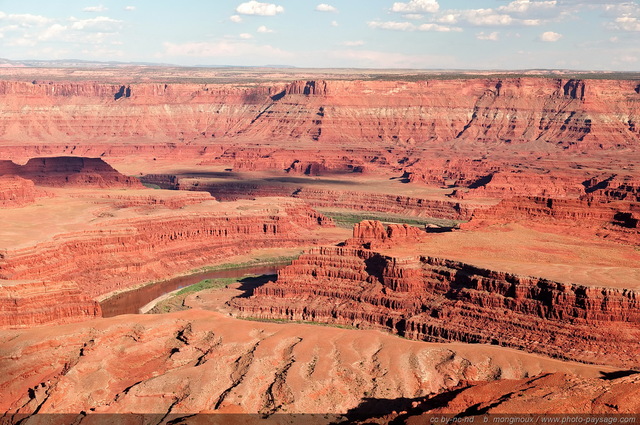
(0, 176), (44, 207)
(233, 221), (640, 368)
(0, 157), (142, 189)
(0, 280), (100, 328)
(0, 78), (637, 149)
(0, 198), (333, 328)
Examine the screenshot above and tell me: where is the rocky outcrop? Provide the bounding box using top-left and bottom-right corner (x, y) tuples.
(0, 176), (45, 207)
(346, 372), (640, 422)
(0, 199), (332, 302)
(176, 180), (293, 200)
(79, 190), (215, 209)
(293, 188), (472, 220)
(583, 173), (640, 202)
(420, 372), (640, 415)
(0, 196), (334, 328)
(0, 157), (142, 189)
(455, 171), (587, 199)
(233, 221), (640, 368)
(468, 196), (640, 244)
(0, 310), (618, 416)
(0, 78), (637, 149)
(348, 220), (425, 249)
(138, 175), (473, 219)
(0, 280), (100, 328)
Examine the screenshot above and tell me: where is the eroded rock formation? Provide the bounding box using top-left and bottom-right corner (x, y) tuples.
(0, 195), (334, 328)
(0, 280), (100, 328)
(468, 196), (640, 244)
(0, 176), (45, 207)
(346, 372), (640, 422)
(0, 157), (143, 189)
(0, 310), (618, 416)
(233, 221), (640, 368)
(0, 78), (637, 149)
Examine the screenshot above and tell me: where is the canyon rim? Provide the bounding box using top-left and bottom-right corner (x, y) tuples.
(1, 1), (640, 422)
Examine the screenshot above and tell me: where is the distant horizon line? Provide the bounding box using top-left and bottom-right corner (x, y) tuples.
(1, 57), (638, 74)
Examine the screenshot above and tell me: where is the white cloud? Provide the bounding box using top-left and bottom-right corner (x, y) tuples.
(239, 33), (253, 39)
(236, 1), (284, 16)
(437, 14), (458, 24)
(619, 54), (638, 63)
(6, 37), (37, 47)
(315, 4), (337, 13)
(230, 15), (243, 23)
(403, 14), (424, 20)
(539, 31), (562, 41)
(330, 48), (456, 69)
(6, 13), (52, 27)
(391, 0), (439, 13)
(38, 24), (68, 41)
(341, 40), (365, 46)
(460, 9), (513, 26)
(368, 20), (460, 32)
(603, 3), (640, 17)
(163, 40), (292, 59)
(331, 20), (339, 27)
(124, 6), (136, 11)
(418, 23), (462, 32)
(70, 16), (123, 32)
(257, 25), (274, 33)
(83, 5), (108, 13)
(476, 31), (499, 40)
(498, 0), (557, 14)
(368, 21), (416, 31)
(0, 12), (126, 50)
(614, 16), (640, 31)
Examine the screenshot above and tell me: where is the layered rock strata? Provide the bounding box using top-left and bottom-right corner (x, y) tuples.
(0, 197), (333, 328)
(0, 176), (45, 207)
(0, 199), (331, 300)
(468, 196), (640, 243)
(0, 280), (100, 328)
(0, 157), (143, 189)
(139, 175), (472, 221)
(0, 78), (637, 149)
(0, 310), (620, 416)
(233, 221), (640, 368)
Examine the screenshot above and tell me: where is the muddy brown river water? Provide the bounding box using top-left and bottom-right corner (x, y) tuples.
(99, 264), (286, 317)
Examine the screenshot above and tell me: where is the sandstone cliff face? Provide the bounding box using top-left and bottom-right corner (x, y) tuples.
(0, 157), (142, 189)
(233, 221), (640, 368)
(468, 196), (640, 244)
(0, 176), (44, 207)
(0, 196), (333, 328)
(0, 280), (100, 328)
(0, 78), (637, 149)
(0, 200), (331, 302)
(138, 174), (472, 220)
(455, 171), (587, 199)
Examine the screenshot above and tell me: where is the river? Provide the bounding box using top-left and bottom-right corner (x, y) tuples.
(99, 263), (286, 317)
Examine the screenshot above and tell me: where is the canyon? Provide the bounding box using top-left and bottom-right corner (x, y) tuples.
(0, 309), (621, 418)
(0, 67), (639, 420)
(234, 221), (640, 369)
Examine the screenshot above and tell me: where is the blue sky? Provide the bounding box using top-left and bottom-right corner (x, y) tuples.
(0, 0), (638, 70)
